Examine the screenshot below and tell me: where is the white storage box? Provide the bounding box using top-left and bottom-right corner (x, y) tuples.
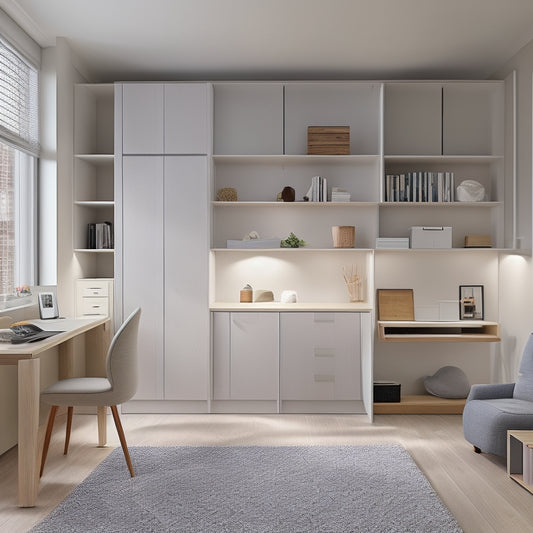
(376, 237), (410, 249)
(227, 238), (281, 249)
(410, 226), (452, 249)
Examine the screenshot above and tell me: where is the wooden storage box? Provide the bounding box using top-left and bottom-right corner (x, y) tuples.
(464, 235), (492, 248)
(307, 126), (350, 155)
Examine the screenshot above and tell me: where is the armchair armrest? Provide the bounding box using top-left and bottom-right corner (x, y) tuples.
(466, 383), (515, 402)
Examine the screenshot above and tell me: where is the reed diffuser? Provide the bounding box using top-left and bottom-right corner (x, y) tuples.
(343, 265), (363, 302)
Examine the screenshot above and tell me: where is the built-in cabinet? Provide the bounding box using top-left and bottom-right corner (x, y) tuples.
(108, 78), (515, 417)
(212, 311), (367, 414)
(116, 83), (211, 411)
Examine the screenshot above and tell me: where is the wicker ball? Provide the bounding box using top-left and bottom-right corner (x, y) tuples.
(216, 187), (238, 201)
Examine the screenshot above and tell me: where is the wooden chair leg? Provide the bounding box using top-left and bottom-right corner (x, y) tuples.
(40, 405), (58, 477)
(64, 406), (74, 455)
(110, 405), (134, 477)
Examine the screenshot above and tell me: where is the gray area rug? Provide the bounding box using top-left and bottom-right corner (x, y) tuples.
(31, 445), (462, 532)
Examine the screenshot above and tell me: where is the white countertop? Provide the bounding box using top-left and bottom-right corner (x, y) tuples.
(210, 302), (373, 312)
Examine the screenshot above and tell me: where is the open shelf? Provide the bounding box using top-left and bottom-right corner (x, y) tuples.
(378, 320), (500, 342)
(374, 394), (466, 414)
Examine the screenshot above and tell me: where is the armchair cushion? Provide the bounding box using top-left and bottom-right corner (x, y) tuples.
(467, 382), (515, 402)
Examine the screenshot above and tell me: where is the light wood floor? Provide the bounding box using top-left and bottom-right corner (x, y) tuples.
(1, 412), (532, 533)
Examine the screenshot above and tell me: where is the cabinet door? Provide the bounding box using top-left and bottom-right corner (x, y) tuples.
(212, 312), (231, 400)
(213, 83), (284, 155)
(122, 156), (164, 399)
(384, 83), (442, 155)
(122, 84), (164, 154)
(164, 156), (209, 400)
(280, 312), (361, 401)
(164, 84), (210, 155)
(230, 312), (278, 400)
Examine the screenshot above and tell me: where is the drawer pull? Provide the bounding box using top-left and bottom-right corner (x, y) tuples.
(314, 374), (335, 383)
(313, 313), (334, 323)
(314, 348), (335, 358)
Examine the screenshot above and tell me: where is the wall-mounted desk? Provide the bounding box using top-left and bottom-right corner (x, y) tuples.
(0, 316), (110, 507)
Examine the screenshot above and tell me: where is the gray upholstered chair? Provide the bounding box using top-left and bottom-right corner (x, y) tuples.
(463, 333), (533, 457)
(40, 307), (141, 477)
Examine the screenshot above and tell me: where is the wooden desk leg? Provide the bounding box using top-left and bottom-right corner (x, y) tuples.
(18, 358), (40, 507)
(97, 406), (107, 446)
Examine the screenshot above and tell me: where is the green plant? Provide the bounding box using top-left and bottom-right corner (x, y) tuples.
(281, 232), (307, 248)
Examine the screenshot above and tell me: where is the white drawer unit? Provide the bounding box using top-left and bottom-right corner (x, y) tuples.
(76, 279), (113, 319)
(280, 312), (362, 401)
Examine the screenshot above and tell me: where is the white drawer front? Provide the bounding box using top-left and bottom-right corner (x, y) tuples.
(79, 283), (109, 297)
(280, 312), (361, 401)
(81, 297), (109, 316)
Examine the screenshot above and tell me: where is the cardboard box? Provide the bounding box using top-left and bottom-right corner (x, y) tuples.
(410, 226), (452, 248)
(374, 381), (401, 402)
(307, 126), (350, 155)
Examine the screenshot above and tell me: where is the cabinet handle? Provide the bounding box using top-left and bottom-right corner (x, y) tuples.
(314, 374), (335, 383)
(314, 348), (335, 358)
(314, 313), (334, 323)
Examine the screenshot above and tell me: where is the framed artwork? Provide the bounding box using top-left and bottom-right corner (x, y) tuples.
(38, 292), (59, 319)
(459, 285), (484, 320)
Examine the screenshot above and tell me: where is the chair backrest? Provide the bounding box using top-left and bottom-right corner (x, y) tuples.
(514, 333), (533, 401)
(105, 307), (141, 405)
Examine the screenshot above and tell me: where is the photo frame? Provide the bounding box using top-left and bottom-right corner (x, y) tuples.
(38, 292), (59, 319)
(459, 285), (484, 320)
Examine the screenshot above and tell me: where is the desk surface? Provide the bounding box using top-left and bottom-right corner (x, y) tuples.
(0, 316), (109, 361)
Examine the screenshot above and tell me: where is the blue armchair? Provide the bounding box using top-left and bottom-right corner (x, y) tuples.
(463, 334), (533, 457)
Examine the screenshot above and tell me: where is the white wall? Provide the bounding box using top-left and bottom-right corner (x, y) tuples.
(493, 40), (533, 381)
(55, 38), (89, 316)
(39, 46), (57, 285)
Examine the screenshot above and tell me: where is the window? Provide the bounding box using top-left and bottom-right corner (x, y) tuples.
(0, 37), (38, 302)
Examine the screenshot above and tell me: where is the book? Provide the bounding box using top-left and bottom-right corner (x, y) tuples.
(384, 171), (455, 203)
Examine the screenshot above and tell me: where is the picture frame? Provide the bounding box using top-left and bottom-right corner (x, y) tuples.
(38, 292), (59, 320)
(459, 285), (484, 320)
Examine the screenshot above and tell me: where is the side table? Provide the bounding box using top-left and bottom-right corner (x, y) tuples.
(507, 430), (533, 494)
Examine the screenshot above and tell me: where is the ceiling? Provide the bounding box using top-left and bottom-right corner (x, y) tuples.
(2, 0), (533, 82)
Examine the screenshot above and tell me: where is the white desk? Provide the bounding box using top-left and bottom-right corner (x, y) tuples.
(0, 316), (111, 507)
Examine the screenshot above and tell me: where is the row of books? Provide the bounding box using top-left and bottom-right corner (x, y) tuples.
(305, 176), (328, 202)
(384, 172), (455, 203)
(87, 222), (114, 249)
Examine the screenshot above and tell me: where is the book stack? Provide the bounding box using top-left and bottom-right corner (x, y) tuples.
(384, 171), (455, 202)
(87, 221), (114, 249)
(331, 187), (351, 202)
(305, 176), (328, 202)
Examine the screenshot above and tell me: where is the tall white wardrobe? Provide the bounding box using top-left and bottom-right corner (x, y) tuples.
(115, 83), (211, 412)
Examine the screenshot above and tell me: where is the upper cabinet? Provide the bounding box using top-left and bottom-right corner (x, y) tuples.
(384, 81), (504, 157)
(122, 83), (211, 155)
(384, 83), (442, 156)
(214, 83), (283, 155)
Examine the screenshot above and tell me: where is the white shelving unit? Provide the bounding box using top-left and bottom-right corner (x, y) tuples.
(73, 84), (115, 279)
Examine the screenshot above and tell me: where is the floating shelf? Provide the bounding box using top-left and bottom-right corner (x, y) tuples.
(377, 320), (500, 342)
(374, 394), (466, 414)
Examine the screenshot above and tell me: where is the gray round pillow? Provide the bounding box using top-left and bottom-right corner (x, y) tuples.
(424, 366), (470, 399)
